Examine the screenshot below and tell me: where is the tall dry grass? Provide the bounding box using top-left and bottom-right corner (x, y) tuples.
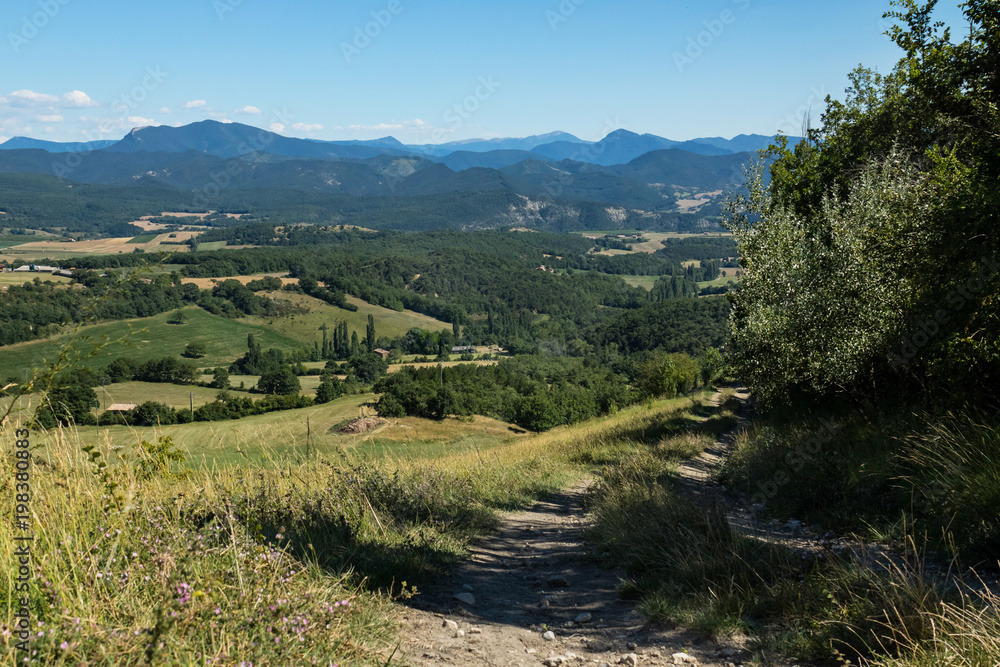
(1, 422), (396, 665)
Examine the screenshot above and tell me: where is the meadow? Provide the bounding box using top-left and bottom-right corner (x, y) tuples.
(0, 272), (72, 287)
(575, 230), (733, 255)
(3, 383), (997, 666)
(240, 292), (451, 344)
(0, 307), (303, 378)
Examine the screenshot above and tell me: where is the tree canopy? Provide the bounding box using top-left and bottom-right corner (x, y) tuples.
(726, 0), (1000, 408)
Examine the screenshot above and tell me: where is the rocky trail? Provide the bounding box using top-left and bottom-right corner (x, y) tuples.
(393, 390), (787, 667)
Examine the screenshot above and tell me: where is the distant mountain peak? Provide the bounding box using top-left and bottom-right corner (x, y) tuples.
(605, 129), (641, 139)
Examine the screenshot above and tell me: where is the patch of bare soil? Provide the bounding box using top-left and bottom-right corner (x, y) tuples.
(394, 391), (782, 667)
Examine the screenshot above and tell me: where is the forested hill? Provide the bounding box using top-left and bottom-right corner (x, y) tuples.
(0, 171), (711, 237)
(15, 228), (732, 354)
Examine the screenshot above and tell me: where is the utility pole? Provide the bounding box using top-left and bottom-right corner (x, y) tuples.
(189, 393), (194, 414)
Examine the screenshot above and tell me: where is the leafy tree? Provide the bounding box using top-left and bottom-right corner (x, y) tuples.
(105, 357), (138, 382)
(257, 367), (301, 395)
(167, 309), (188, 325)
(366, 314), (376, 353)
(350, 331), (360, 358)
(211, 367), (230, 389)
(315, 376), (345, 404)
(348, 353), (389, 384)
(134, 357), (198, 384)
(182, 341), (207, 358)
(36, 382), (98, 427)
(131, 401), (178, 427)
(726, 0), (1000, 407)
(635, 352), (701, 399)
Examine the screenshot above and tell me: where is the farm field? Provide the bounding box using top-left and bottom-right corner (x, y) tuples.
(576, 230), (733, 255)
(191, 240), (227, 251)
(619, 275), (660, 290)
(205, 373), (328, 395)
(40, 393), (520, 467)
(92, 381), (255, 411)
(698, 276), (739, 289)
(0, 233), (204, 262)
(180, 274), (298, 289)
(0, 232), (59, 248)
(389, 359), (499, 373)
(241, 292), (451, 344)
(0, 306), (303, 378)
(0, 272), (72, 286)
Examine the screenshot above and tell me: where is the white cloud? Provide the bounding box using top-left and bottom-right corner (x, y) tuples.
(5, 89), (97, 108)
(270, 122), (285, 134)
(0, 136), (9, 143)
(36, 114), (64, 123)
(62, 90), (98, 107)
(350, 123), (400, 131)
(291, 122), (323, 132)
(183, 100), (207, 109)
(219, 119), (233, 124)
(236, 105), (261, 115)
(347, 119), (429, 133)
(159, 107), (171, 114)
(9, 89), (59, 105)
(44, 127), (55, 134)
(127, 116), (156, 126)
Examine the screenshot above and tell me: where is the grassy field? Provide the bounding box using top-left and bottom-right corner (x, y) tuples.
(620, 275), (661, 290)
(0, 272), (72, 286)
(0, 237), (137, 262)
(698, 276), (739, 289)
(0, 382), (255, 419)
(576, 231), (733, 255)
(127, 234), (159, 244)
(242, 292), (451, 345)
(0, 233), (58, 248)
(95, 381), (255, 410)
(0, 306), (304, 378)
(5, 386), (993, 666)
(191, 240), (227, 251)
(35, 391), (521, 468)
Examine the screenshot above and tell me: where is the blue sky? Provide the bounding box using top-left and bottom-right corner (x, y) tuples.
(0, 0), (969, 145)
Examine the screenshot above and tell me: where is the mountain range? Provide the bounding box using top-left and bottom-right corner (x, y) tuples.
(0, 121), (786, 233)
(0, 120), (788, 168)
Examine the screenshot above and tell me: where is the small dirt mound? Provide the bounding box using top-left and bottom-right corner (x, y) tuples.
(338, 418), (385, 434)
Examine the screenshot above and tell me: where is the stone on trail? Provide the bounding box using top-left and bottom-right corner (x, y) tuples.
(672, 653), (698, 665)
(619, 654), (639, 666)
(454, 592), (476, 605)
(547, 575), (571, 588)
(574, 612), (592, 623)
(543, 630), (556, 641)
(443, 619), (459, 631)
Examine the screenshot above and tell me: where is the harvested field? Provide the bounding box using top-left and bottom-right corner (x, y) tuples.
(180, 274), (297, 289)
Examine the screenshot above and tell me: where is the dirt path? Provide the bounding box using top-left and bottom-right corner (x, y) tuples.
(394, 391), (769, 667)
